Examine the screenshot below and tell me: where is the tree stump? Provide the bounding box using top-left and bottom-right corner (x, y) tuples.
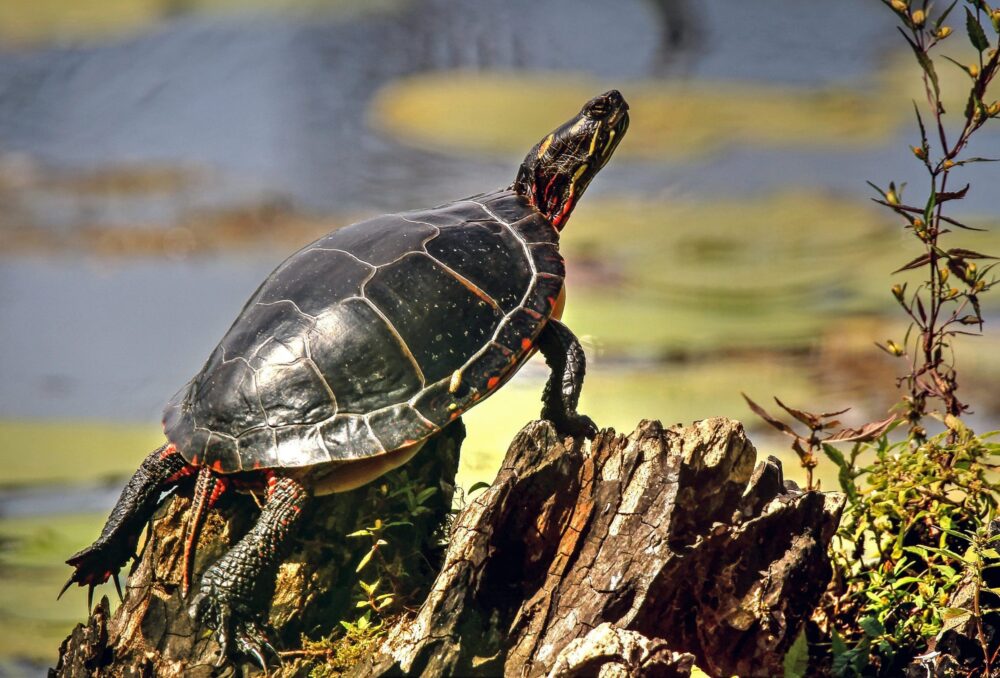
(53, 417), (844, 677)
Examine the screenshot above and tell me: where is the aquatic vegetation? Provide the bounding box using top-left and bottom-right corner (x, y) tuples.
(0, 513), (106, 663)
(0, 420), (164, 487)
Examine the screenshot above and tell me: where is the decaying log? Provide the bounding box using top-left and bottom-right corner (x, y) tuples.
(356, 418), (844, 678)
(54, 417), (843, 677)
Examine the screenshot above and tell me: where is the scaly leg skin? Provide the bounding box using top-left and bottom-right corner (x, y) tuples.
(62, 443), (192, 606)
(538, 318), (598, 439)
(189, 474), (310, 668)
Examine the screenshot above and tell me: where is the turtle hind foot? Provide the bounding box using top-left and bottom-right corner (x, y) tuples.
(189, 583), (280, 670)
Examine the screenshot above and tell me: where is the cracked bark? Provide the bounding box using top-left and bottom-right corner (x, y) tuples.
(54, 417), (843, 677)
(353, 418), (844, 678)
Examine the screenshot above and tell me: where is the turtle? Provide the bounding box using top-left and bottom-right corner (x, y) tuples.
(62, 89), (629, 665)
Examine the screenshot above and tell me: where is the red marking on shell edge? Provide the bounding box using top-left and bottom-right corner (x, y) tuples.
(160, 443), (177, 459)
(449, 412), (460, 420)
(546, 296), (557, 308)
(252, 460), (262, 470)
(211, 460), (224, 472)
(164, 466), (197, 484)
(487, 376), (500, 390)
(524, 308), (543, 320)
(520, 338), (532, 351)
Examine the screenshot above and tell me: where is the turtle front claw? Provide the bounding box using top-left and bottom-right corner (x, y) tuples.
(548, 410), (599, 440)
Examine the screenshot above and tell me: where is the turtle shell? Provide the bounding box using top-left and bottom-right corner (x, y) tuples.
(163, 189), (563, 472)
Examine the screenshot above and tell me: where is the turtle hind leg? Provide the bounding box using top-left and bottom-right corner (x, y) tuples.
(538, 319), (598, 439)
(182, 466), (229, 596)
(190, 474), (310, 668)
(61, 443), (193, 605)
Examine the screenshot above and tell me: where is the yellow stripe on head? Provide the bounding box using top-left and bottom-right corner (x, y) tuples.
(587, 122), (602, 157)
(537, 134), (554, 158)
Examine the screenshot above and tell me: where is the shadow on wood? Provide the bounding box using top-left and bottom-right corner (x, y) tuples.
(54, 417), (843, 677)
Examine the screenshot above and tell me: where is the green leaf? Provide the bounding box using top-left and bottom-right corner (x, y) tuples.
(415, 487), (438, 505)
(940, 606), (973, 620)
(468, 481), (491, 494)
(937, 0), (960, 27)
(355, 600), (370, 608)
(901, 30), (941, 101)
(782, 627), (809, 678)
(923, 188), (937, 228)
(860, 616), (884, 637)
(356, 548), (375, 572)
(966, 7), (990, 52)
(831, 629), (847, 657)
(346, 529), (372, 538)
(822, 443), (859, 501)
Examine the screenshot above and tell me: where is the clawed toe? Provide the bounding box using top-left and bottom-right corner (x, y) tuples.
(190, 582), (280, 669)
(548, 411), (598, 440)
(59, 541), (130, 610)
(234, 620), (281, 670)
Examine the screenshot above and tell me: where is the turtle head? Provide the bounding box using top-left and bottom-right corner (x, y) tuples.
(513, 89), (629, 230)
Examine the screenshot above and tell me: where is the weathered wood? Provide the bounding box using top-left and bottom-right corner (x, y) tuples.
(355, 418), (844, 678)
(54, 417), (843, 677)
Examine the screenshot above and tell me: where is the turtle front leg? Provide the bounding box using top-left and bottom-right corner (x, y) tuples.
(190, 474), (310, 668)
(62, 443), (192, 605)
(538, 319), (598, 439)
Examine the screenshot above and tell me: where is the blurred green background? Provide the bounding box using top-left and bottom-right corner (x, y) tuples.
(1, 0), (998, 672)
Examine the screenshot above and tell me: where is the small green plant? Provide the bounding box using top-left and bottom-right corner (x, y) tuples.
(824, 423), (1000, 674)
(869, 0), (999, 441)
(750, 2), (999, 674)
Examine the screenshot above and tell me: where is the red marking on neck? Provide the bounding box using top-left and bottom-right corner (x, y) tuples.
(551, 185), (575, 229)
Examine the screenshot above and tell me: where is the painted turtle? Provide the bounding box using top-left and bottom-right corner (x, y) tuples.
(63, 90), (629, 665)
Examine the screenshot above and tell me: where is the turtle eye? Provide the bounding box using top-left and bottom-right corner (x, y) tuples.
(586, 100), (611, 119)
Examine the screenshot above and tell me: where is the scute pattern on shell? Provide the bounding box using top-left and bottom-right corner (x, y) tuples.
(163, 190), (562, 472)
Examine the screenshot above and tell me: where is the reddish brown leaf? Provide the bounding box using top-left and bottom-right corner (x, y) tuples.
(936, 184), (970, 202)
(774, 397), (822, 429)
(946, 248), (997, 260)
(825, 415), (898, 443)
(741, 393), (797, 437)
(893, 253), (933, 274)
